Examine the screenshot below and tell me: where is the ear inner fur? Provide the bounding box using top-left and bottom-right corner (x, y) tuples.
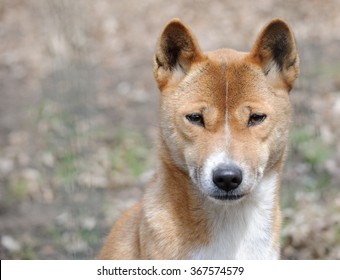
(154, 19), (204, 89)
(249, 18), (299, 91)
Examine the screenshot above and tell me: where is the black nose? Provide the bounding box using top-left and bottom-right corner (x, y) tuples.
(213, 165), (243, 192)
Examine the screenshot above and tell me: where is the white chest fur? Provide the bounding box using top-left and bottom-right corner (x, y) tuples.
(190, 174), (279, 260)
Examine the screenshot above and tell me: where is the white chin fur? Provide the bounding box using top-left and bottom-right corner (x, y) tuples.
(190, 171), (279, 260)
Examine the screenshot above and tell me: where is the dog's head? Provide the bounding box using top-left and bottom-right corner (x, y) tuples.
(154, 19), (299, 202)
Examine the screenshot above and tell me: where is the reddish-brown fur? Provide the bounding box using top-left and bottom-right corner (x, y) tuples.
(98, 18), (299, 260)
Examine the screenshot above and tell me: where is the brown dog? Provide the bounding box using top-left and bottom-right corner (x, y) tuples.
(98, 18), (299, 259)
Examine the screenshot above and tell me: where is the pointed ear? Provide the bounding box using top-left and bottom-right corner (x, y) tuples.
(153, 19), (204, 90)
(250, 19), (299, 91)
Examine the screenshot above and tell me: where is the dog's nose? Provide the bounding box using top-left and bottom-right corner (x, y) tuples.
(213, 165), (243, 192)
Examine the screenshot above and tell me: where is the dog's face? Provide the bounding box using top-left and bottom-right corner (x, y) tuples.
(154, 19), (299, 202)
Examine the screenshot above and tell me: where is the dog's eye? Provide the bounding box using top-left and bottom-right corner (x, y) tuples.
(186, 113), (205, 127)
(248, 113), (267, 127)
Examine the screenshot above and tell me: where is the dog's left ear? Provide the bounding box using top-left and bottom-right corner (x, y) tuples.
(250, 19), (299, 91)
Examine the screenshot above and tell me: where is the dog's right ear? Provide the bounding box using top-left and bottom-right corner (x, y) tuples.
(154, 19), (204, 90)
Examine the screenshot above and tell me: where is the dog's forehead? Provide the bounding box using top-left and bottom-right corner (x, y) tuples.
(173, 49), (270, 111)
(207, 49), (263, 91)
(225, 61), (267, 100)
(185, 51), (264, 102)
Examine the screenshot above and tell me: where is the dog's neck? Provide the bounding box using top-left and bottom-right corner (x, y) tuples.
(190, 172), (280, 259)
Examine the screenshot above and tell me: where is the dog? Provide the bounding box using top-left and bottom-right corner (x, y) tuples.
(98, 18), (299, 259)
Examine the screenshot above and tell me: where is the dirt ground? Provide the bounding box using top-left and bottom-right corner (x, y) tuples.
(0, 0), (339, 259)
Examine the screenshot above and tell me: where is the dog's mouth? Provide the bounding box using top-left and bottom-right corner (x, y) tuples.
(210, 193), (245, 201)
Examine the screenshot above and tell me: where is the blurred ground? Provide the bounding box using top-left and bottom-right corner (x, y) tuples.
(0, 0), (339, 259)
